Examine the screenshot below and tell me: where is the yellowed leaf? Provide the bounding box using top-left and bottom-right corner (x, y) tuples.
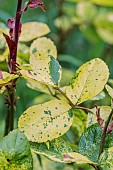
(30, 37), (57, 58)
(19, 22), (50, 42)
(18, 100), (73, 143)
(66, 58), (109, 105)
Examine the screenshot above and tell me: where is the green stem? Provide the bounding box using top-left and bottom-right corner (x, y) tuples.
(99, 110), (113, 157)
(9, 87), (15, 131)
(4, 108), (10, 136)
(4, 85), (16, 135)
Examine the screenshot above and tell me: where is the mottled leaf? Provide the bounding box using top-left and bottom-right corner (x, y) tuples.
(66, 58), (109, 105)
(0, 129), (33, 170)
(19, 22), (50, 42)
(30, 137), (73, 162)
(99, 147), (113, 170)
(106, 84), (113, 98)
(30, 37), (57, 58)
(78, 123), (113, 163)
(63, 152), (96, 164)
(18, 100), (73, 143)
(30, 52), (62, 86)
(87, 106), (112, 127)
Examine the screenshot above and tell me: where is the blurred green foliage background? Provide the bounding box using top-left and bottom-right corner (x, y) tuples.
(0, 0), (113, 169)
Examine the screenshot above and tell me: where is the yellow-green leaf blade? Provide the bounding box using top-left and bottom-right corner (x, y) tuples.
(66, 58), (109, 105)
(30, 52), (62, 86)
(90, 0), (113, 6)
(30, 37), (57, 59)
(19, 22), (50, 42)
(18, 100), (73, 143)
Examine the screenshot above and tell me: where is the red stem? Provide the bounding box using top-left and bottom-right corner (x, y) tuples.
(12, 0), (22, 72)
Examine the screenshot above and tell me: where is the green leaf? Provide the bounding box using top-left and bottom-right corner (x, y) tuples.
(58, 54), (83, 67)
(106, 84), (113, 98)
(19, 22), (50, 42)
(65, 0), (83, 2)
(72, 109), (87, 137)
(18, 100), (73, 143)
(66, 58), (109, 105)
(87, 106), (112, 127)
(58, 68), (74, 89)
(30, 137), (73, 162)
(54, 15), (72, 31)
(0, 129), (33, 170)
(30, 37), (57, 59)
(99, 147), (113, 170)
(79, 25), (101, 43)
(94, 12), (113, 44)
(30, 52), (62, 86)
(76, 2), (97, 22)
(90, 0), (113, 6)
(62, 152), (96, 164)
(78, 123), (113, 163)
